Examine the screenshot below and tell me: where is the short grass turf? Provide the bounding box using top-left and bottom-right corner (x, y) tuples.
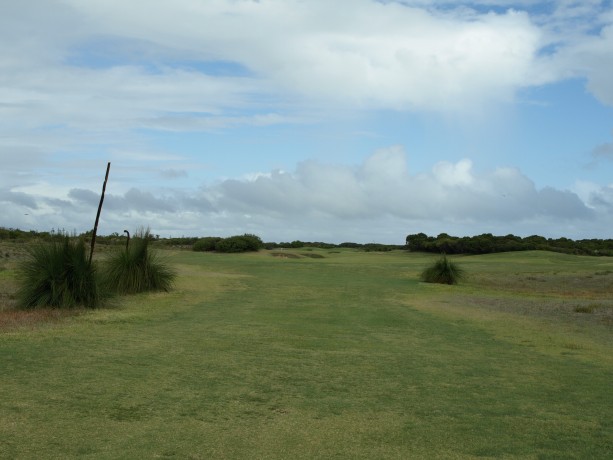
(1, 248), (612, 459)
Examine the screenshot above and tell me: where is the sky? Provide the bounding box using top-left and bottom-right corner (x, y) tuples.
(1, 0), (612, 244)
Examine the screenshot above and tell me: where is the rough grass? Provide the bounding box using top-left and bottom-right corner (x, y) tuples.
(0, 248), (612, 458)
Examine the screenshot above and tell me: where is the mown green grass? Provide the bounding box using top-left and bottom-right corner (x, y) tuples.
(1, 248), (612, 458)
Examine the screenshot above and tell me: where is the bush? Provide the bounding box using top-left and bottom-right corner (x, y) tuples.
(16, 238), (101, 309)
(101, 229), (176, 294)
(215, 234), (263, 253)
(420, 255), (464, 285)
(193, 237), (222, 252)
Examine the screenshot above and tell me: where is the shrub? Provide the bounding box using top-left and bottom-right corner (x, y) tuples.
(215, 234), (263, 253)
(193, 237), (222, 252)
(101, 229), (176, 294)
(16, 238), (101, 309)
(241, 234), (264, 251)
(420, 255), (464, 285)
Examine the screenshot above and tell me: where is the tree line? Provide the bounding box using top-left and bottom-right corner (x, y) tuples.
(405, 232), (613, 256)
(3, 227), (611, 256)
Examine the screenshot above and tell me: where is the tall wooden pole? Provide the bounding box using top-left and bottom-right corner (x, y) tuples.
(89, 162), (111, 265)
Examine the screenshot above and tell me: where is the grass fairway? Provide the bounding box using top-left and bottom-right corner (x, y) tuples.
(1, 248), (612, 458)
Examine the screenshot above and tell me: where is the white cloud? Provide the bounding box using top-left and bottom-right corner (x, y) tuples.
(0, 0), (611, 149)
(0, 0), (546, 126)
(550, 23), (613, 105)
(97, 1), (545, 111)
(432, 159), (475, 186)
(362, 146), (409, 181)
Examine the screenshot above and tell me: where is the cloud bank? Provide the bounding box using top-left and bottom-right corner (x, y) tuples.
(2, 147), (609, 243)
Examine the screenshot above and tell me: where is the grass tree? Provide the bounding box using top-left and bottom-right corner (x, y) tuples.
(420, 254), (465, 285)
(101, 228), (176, 294)
(17, 238), (101, 309)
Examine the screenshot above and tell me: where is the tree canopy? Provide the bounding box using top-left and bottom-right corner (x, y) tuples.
(405, 232), (613, 256)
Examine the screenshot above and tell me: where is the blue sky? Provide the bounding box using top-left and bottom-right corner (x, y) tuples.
(1, 0), (612, 243)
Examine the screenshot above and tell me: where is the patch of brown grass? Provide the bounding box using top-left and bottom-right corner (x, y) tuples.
(301, 253), (325, 259)
(0, 307), (82, 332)
(0, 272), (19, 312)
(270, 252), (302, 259)
(460, 269), (613, 329)
(0, 242), (29, 261)
(469, 270), (613, 299)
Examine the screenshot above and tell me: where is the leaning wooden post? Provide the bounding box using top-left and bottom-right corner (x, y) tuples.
(89, 162), (111, 265)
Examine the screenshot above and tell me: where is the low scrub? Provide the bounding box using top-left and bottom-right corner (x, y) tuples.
(101, 229), (176, 294)
(193, 237), (222, 252)
(214, 234), (263, 253)
(420, 255), (464, 285)
(16, 238), (101, 309)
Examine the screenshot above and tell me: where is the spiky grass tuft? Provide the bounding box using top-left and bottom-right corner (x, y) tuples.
(101, 229), (175, 295)
(17, 238), (101, 309)
(420, 255), (465, 285)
